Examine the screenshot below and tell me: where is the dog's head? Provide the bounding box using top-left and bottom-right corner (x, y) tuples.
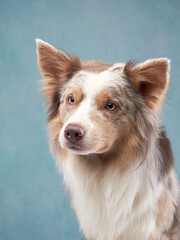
(36, 39), (170, 157)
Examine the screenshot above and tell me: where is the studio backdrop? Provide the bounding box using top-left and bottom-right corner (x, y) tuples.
(0, 0), (180, 239)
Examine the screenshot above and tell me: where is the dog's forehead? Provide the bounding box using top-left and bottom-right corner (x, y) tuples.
(70, 63), (126, 97)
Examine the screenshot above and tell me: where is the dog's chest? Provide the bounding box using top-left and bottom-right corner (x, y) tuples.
(61, 156), (159, 240)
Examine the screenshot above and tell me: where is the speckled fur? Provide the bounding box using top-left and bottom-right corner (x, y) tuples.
(36, 39), (180, 240)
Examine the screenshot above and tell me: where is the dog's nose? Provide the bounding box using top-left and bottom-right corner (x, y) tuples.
(64, 125), (85, 143)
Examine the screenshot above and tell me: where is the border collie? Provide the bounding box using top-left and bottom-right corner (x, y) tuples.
(36, 39), (180, 240)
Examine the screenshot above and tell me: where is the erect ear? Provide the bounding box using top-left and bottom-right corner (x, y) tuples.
(36, 39), (81, 80)
(124, 58), (170, 110)
(36, 39), (81, 121)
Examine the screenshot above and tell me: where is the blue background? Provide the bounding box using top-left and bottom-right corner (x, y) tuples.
(0, 0), (180, 239)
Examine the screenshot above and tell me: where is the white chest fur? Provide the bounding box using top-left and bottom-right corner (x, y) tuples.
(59, 154), (162, 240)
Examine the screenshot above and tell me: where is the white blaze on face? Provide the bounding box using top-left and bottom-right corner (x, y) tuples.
(59, 66), (126, 154)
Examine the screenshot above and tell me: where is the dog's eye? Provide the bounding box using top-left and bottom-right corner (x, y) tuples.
(106, 102), (117, 111)
(68, 96), (75, 105)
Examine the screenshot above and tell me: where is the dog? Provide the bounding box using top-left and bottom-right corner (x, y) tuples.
(36, 39), (180, 240)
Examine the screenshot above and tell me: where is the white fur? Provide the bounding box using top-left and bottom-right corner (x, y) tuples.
(57, 146), (165, 240)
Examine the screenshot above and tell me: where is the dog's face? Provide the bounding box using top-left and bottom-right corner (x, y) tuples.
(36, 39), (170, 156)
(59, 68), (130, 154)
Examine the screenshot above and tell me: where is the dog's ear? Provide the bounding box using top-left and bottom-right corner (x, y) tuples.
(124, 58), (170, 110)
(36, 39), (81, 80)
(36, 39), (81, 121)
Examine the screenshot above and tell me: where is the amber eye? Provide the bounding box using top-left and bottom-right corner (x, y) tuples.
(68, 96), (75, 105)
(106, 102), (117, 111)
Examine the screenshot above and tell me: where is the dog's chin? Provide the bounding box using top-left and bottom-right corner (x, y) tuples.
(60, 141), (110, 155)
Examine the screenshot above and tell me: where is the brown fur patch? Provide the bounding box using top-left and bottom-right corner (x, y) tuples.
(158, 131), (174, 177)
(37, 41), (82, 121)
(71, 87), (83, 103)
(41, 78), (61, 121)
(82, 60), (112, 73)
(150, 192), (180, 240)
(96, 91), (111, 109)
(167, 216), (180, 240)
(96, 119), (140, 171)
(48, 113), (67, 158)
(124, 59), (169, 110)
(166, 201), (180, 240)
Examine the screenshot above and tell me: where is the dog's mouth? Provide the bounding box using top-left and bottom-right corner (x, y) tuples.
(63, 141), (110, 155)
(63, 141), (87, 153)
(68, 144), (83, 151)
